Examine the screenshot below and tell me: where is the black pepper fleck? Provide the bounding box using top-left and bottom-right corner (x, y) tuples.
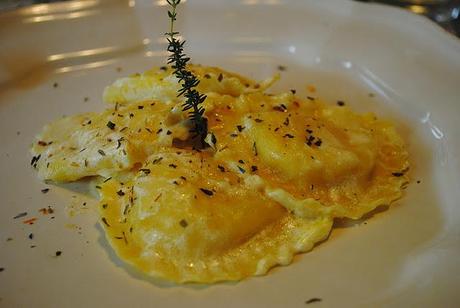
(200, 188), (214, 196)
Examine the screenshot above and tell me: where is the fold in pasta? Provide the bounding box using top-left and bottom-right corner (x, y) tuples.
(31, 65), (409, 283)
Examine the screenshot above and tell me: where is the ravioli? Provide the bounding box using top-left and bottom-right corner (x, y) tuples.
(31, 65), (409, 283)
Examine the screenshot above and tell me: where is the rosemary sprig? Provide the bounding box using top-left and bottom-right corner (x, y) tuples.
(165, 0), (208, 144)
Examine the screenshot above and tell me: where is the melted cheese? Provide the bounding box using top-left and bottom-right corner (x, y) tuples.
(31, 65), (409, 283)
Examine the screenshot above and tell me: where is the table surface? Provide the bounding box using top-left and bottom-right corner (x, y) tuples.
(1, 0), (459, 38)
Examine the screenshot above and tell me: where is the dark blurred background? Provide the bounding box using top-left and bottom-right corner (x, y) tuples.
(355, 0), (460, 36)
(1, 0), (459, 37)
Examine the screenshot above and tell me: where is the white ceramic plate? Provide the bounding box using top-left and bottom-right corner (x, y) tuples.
(1, 0), (459, 306)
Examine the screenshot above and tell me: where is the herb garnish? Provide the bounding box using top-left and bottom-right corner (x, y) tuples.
(200, 188), (214, 196)
(305, 298), (322, 304)
(166, 0), (208, 145)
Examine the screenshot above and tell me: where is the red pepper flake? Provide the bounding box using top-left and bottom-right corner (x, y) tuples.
(23, 218), (37, 225)
(200, 188), (214, 196)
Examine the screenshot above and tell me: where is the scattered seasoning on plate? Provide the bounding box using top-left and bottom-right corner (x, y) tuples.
(290, 89), (296, 94)
(84, 97), (89, 102)
(98, 149), (106, 156)
(23, 218), (37, 225)
(337, 100), (345, 106)
(53, 82), (58, 88)
(117, 190), (125, 196)
(0, 268), (4, 272)
(217, 73), (223, 82)
(13, 212), (27, 219)
(39, 206), (54, 215)
(41, 188), (50, 194)
(305, 298), (322, 304)
(55, 251), (62, 257)
(417, 180), (421, 184)
(277, 65), (286, 71)
(392, 172), (404, 177)
(28, 233), (34, 240)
